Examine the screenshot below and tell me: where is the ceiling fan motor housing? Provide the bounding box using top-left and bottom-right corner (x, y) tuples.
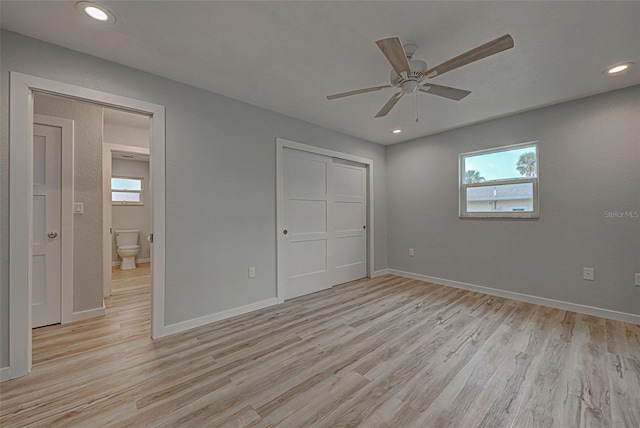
(390, 59), (428, 89)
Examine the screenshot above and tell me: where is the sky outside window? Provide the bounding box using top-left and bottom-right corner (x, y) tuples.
(464, 146), (536, 181)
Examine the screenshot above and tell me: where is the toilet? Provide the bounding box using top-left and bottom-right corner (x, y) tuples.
(115, 229), (140, 270)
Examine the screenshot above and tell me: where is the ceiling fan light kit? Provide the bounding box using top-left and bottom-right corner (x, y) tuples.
(327, 34), (515, 121)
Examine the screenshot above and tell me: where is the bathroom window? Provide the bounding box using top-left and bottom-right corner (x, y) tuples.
(459, 142), (539, 218)
(112, 176), (143, 205)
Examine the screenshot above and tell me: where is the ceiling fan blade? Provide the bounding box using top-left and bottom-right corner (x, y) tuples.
(419, 84), (471, 101)
(375, 37), (412, 77)
(327, 85), (392, 100)
(423, 34), (514, 78)
(375, 92), (403, 118)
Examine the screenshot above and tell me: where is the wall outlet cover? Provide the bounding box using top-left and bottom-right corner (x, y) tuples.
(583, 267), (595, 281)
(249, 266), (256, 278)
(409, 248), (414, 257)
(635, 273), (640, 286)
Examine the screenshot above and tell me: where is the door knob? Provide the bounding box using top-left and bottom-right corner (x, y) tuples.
(283, 230), (288, 235)
(48, 231), (58, 238)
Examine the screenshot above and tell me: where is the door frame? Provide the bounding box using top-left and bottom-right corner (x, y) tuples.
(275, 138), (374, 303)
(33, 115), (75, 325)
(8, 72), (166, 380)
(102, 143), (150, 298)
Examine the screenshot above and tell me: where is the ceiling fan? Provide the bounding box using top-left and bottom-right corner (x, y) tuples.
(327, 34), (514, 121)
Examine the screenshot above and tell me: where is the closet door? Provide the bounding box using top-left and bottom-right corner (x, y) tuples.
(331, 158), (367, 286)
(281, 148), (368, 300)
(282, 148), (333, 300)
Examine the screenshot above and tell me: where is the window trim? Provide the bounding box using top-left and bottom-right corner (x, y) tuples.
(459, 141), (539, 219)
(111, 175), (144, 206)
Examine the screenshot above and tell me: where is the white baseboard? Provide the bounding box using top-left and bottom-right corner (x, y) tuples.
(72, 303), (106, 322)
(112, 258), (150, 267)
(0, 366), (11, 382)
(162, 297), (279, 336)
(388, 269), (640, 325)
(372, 269), (391, 278)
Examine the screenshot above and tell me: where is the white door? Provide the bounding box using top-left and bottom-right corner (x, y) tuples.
(281, 148), (367, 300)
(282, 149), (333, 299)
(332, 159), (367, 285)
(32, 123), (62, 327)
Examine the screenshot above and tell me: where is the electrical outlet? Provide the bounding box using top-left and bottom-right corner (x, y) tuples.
(409, 248), (414, 257)
(635, 273), (640, 286)
(583, 267), (594, 281)
(249, 266), (255, 278)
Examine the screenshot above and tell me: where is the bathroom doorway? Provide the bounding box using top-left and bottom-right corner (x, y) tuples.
(9, 73), (166, 379)
(102, 108), (152, 298)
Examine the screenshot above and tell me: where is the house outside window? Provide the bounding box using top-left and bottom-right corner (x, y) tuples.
(459, 142), (539, 218)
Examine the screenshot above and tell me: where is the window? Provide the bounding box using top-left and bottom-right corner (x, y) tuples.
(111, 176), (143, 205)
(459, 142), (538, 218)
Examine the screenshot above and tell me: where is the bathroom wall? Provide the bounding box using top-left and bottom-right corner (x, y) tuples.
(111, 158), (151, 263)
(104, 121), (149, 148)
(33, 93), (104, 314)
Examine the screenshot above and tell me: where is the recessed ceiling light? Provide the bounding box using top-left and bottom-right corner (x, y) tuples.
(391, 129), (402, 134)
(604, 62), (635, 75)
(76, 1), (115, 24)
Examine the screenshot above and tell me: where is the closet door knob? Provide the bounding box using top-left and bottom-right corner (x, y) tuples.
(48, 231), (58, 238)
(283, 230), (288, 235)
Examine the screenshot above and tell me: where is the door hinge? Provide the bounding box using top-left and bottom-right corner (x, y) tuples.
(110, 227), (112, 234)
(149, 233), (154, 243)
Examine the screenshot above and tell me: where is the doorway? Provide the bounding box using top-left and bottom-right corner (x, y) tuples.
(102, 108), (152, 298)
(8, 72), (166, 380)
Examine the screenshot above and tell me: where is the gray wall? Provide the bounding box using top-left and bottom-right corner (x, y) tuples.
(0, 30), (388, 366)
(33, 94), (105, 314)
(112, 159), (151, 263)
(387, 85), (640, 316)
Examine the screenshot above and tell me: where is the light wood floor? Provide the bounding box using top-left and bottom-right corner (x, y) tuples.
(1, 267), (639, 427)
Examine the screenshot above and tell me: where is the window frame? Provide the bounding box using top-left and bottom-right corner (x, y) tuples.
(459, 141), (539, 219)
(111, 175), (144, 206)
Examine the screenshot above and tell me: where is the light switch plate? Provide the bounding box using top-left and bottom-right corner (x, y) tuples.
(635, 273), (640, 286)
(74, 202), (83, 214)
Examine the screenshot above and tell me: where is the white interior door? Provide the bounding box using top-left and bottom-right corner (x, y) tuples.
(32, 123), (62, 328)
(281, 148), (367, 300)
(282, 148), (333, 299)
(332, 159), (367, 285)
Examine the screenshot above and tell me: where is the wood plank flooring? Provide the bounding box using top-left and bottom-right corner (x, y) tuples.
(1, 266), (639, 427)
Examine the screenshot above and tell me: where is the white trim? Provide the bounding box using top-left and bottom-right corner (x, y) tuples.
(102, 143), (150, 298)
(0, 367), (11, 382)
(163, 298), (279, 336)
(275, 138), (375, 304)
(372, 269), (391, 278)
(112, 258), (150, 267)
(33, 115), (75, 324)
(8, 72), (166, 381)
(72, 303), (106, 322)
(388, 269), (640, 325)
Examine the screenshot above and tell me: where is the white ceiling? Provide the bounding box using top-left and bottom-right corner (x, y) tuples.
(2, 1), (639, 145)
